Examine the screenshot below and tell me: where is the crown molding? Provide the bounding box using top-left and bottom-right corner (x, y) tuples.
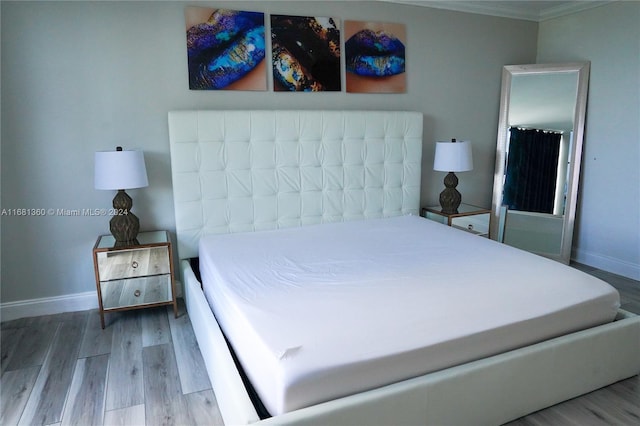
(537, 1), (612, 21)
(380, 1), (614, 22)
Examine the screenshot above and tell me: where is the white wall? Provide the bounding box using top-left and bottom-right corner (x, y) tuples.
(537, 1), (640, 279)
(1, 1), (538, 306)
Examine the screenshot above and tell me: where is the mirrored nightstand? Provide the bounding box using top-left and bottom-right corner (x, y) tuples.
(92, 230), (178, 328)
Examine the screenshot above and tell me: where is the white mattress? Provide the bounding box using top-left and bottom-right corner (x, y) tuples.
(198, 215), (620, 416)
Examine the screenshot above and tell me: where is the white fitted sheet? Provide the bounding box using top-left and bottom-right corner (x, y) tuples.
(198, 215), (620, 416)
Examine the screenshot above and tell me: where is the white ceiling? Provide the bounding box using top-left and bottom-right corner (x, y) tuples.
(383, 1), (612, 21)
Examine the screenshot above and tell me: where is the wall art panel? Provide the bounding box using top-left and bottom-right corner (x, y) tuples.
(271, 15), (341, 92)
(185, 7), (267, 91)
(345, 21), (406, 93)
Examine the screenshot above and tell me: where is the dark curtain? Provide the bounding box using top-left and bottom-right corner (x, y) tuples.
(503, 127), (561, 214)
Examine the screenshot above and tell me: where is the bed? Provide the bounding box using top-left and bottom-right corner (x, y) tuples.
(168, 110), (640, 425)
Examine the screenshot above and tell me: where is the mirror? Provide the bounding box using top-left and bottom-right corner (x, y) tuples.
(490, 62), (590, 264)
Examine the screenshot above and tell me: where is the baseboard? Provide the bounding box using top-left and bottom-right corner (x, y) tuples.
(573, 248), (640, 281)
(0, 291), (98, 322)
(0, 282), (184, 323)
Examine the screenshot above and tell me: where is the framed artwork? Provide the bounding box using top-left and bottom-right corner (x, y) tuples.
(344, 21), (406, 93)
(271, 15), (341, 92)
(185, 7), (267, 90)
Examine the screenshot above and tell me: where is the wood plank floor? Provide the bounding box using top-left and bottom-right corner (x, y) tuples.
(1, 301), (223, 426)
(1, 263), (638, 425)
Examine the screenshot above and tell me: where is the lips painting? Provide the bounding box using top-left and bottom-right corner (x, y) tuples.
(186, 8), (266, 91)
(271, 15), (341, 92)
(344, 21), (406, 93)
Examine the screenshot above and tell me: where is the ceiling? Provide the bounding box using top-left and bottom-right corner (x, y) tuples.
(383, 1), (612, 21)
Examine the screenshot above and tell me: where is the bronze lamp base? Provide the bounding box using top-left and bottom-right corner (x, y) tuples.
(109, 189), (140, 247)
(439, 171), (461, 214)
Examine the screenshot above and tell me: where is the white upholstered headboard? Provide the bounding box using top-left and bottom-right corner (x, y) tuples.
(168, 110), (423, 259)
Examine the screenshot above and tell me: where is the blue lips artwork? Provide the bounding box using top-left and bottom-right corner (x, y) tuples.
(345, 21), (406, 93)
(186, 7), (267, 91)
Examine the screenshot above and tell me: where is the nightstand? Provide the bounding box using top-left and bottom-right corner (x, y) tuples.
(92, 230), (178, 328)
(422, 204), (490, 237)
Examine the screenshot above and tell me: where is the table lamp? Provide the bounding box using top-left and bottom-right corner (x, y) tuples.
(95, 146), (148, 246)
(433, 139), (473, 214)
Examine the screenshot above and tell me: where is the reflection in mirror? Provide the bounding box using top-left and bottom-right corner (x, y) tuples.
(490, 62), (590, 264)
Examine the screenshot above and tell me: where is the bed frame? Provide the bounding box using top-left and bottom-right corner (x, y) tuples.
(168, 110), (640, 425)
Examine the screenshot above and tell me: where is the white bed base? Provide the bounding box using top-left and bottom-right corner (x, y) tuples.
(183, 260), (640, 425)
(169, 110), (640, 425)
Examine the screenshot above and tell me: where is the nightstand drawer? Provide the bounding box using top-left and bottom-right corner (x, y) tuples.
(100, 275), (172, 310)
(423, 204), (491, 237)
(451, 214), (489, 236)
(97, 246), (170, 281)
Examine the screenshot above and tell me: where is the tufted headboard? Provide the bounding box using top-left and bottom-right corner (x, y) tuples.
(168, 110), (423, 260)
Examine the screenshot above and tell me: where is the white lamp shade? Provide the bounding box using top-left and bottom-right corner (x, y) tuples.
(433, 140), (473, 172)
(95, 149), (149, 190)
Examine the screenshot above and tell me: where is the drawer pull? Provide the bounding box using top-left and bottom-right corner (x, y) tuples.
(131, 261), (139, 269)
(134, 289), (141, 297)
